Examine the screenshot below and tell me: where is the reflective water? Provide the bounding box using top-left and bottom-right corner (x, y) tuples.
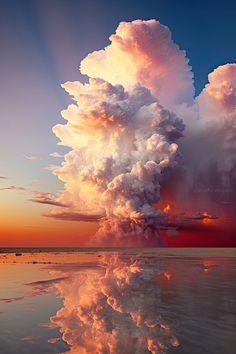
(0, 251), (236, 353)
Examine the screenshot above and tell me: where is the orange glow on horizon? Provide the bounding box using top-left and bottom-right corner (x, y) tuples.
(0, 222), (97, 247)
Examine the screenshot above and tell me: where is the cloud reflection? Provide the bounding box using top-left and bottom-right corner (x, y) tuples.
(46, 255), (180, 354)
(1, 253), (236, 353)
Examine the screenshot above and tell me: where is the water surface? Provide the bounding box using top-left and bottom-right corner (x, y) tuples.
(0, 250), (236, 353)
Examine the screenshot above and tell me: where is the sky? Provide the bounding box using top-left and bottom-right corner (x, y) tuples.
(0, 0), (236, 247)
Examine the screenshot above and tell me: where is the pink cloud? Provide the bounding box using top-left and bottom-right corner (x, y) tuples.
(48, 337), (61, 344)
(42, 164), (59, 171)
(50, 152), (64, 158)
(29, 192), (68, 207)
(81, 19), (194, 109)
(39, 322), (58, 329)
(0, 185), (26, 191)
(20, 336), (38, 342)
(24, 155), (41, 161)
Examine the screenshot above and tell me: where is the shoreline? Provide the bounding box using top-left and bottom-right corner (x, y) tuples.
(0, 248), (235, 264)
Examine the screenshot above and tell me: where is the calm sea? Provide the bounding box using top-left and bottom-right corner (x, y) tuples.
(0, 250), (236, 353)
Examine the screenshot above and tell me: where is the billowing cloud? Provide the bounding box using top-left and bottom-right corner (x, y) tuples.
(198, 64), (236, 116)
(197, 64), (236, 176)
(46, 19), (236, 245)
(90, 218), (166, 247)
(174, 63), (236, 207)
(81, 19), (194, 109)
(51, 77), (184, 244)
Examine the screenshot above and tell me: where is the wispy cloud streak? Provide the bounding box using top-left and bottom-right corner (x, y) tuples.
(44, 210), (104, 221)
(0, 185), (26, 191)
(29, 192), (68, 207)
(24, 155), (41, 161)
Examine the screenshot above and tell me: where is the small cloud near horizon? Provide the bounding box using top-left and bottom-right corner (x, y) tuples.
(24, 155), (41, 161)
(48, 337), (61, 344)
(39, 322), (58, 330)
(29, 192), (68, 207)
(42, 164), (59, 171)
(0, 185), (26, 191)
(50, 152), (63, 158)
(44, 210), (104, 222)
(20, 336), (38, 342)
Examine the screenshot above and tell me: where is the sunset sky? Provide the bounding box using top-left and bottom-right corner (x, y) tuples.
(1, 0), (236, 247)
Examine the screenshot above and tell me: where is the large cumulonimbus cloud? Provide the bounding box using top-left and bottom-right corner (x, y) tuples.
(47, 19), (236, 245)
(49, 74), (184, 245)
